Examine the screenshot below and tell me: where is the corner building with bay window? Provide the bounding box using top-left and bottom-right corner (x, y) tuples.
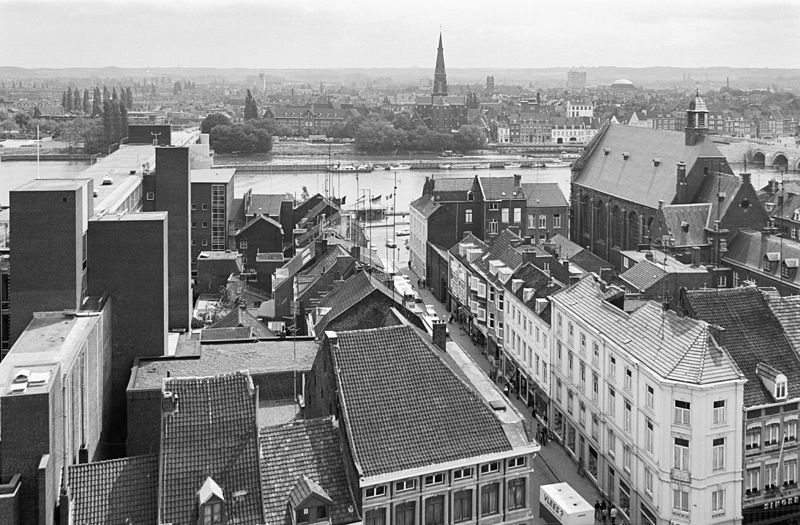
(549, 274), (745, 525)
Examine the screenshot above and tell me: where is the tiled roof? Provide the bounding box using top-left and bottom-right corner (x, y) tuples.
(288, 475), (333, 508)
(572, 123), (725, 209)
(691, 172), (743, 227)
(765, 293), (800, 355)
(521, 182), (568, 208)
(68, 455), (158, 525)
(210, 307), (275, 339)
(478, 176), (524, 201)
(296, 245), (355, 299)
(410, 194), (441, 218)
(656, 203), (711, 247)
(260, 417), (358, 525)
(313, 271), (398, 336)
(329, 325), (513, 477)
(129, 341), (319, 390)
(684, 286), (800, 406)
(552, 275), (744, 385)
(159, 372), (265, 523)
(724, 229), (800, 287)
(619, 260), (667, 292)
(431, 177), (477, 201)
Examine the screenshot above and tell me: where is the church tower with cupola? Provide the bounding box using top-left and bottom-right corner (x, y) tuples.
(433, 33), (448, 97)
(685, 91), (709, 146)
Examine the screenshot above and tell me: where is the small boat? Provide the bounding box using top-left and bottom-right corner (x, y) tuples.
(328, 164), (357, 172)
(438, 150), (455, 158)
(438, 164), (452, 170)
(390, 163), (412, 170)
(356, 164), (373, 172)
(561, 152), (581, 160)
(543, 160), (569, 168)
(504, 162), (521, 168)
(373, 164), (385, 170)
(472, 163), (490, 170)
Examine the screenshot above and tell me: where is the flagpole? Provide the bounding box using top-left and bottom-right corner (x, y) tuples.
(36, 124), (40, 179)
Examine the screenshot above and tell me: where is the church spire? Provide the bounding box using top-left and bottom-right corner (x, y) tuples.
(433, 33), (448, 97)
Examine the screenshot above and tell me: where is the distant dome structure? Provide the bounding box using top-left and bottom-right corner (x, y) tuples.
(611, 78), (635, 89)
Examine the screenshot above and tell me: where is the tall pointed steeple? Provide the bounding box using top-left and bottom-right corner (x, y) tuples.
(433, 33), (448, 97)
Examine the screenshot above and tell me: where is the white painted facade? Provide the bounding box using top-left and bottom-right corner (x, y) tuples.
(409, 203), (428, 279)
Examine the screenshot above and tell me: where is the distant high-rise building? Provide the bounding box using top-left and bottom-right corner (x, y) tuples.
(567, 70), (587, 91)
(486, 75), (495, 94)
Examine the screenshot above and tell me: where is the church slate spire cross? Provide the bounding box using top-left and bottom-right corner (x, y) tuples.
(433, 33), (448, 97)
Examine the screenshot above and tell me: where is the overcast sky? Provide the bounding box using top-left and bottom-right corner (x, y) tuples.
(3, 0), (799, 69)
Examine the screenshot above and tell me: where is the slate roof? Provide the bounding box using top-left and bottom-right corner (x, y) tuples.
(657, 203), (711, 247)
(159, 372), (265, 523)
(479, 176), (524, 201)
(522, 182), (568, 208)
(210, 307), (275, 338)
(260, 417), (358, 525)
(548, 234), (611, 275)
(692, 172), (743, 227)
(476, 229), (525, 275)
(68, 455), (158, 525)
(619, 260), (668, 292)
(503, 263), (563, 323)
(572, 123), (725, 209)
(410, 194), (442, 218)
(684, 286), (800, 406)
(129, 341), (319, 390)
(724, 229), (800, 288)
(431, 177), (477, 201)
(247, 193), (292, 218)
(329, 325), (513, 477)
(551, 275), (744, 385)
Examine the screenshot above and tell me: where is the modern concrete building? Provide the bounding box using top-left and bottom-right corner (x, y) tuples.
(190, 168), (236, 272)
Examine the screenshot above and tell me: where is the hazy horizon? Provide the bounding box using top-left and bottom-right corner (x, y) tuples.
(2, 0), (799, 70)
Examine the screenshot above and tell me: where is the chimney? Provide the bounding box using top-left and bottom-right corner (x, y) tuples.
(325, 330), (338, 347)
(513, 174), (521, 187)
(675, 162), (687, 204)
(644, 251), (654, 261)
(741, 172), (751, 186)
(708, 324), (725, 346)
(769, 179), (779, 194)
(520, 247), (539, 264)
(511, 278), (524, 293)
(691, 246), (701, 266)
(432, 321), (447, 351)
(350, 245), (361, 261)
(161, 391), (179, 414)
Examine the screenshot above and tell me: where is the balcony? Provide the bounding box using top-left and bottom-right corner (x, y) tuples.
(670, 469), (691, 483)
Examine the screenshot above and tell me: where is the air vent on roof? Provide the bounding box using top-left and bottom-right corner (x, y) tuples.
(718, 192), (726, 200)
(653, 157), (661, 166)
(622, 152), (630, 160)
(604, 148), (610, 156)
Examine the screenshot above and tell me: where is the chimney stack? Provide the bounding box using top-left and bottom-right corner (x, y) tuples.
(432, 321), (447, 351)
(741, 172), (751, 186)
(675, 162), (687, 204)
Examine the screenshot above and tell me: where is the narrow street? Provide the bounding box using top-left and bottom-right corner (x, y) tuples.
(402, 266), (607, 525)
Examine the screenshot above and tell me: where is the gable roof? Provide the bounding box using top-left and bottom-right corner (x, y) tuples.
(329, 325), (513, 477)
(724, 229), (800, 288)
(430, 177), (477, 201)
(159, 372), (265, 523)
(552, 275), (744, 385)
(236, 214), (283, 237)
(521, 182), (568, 208)
(479, 176), (524, 201)
(410, 194), (442, 218)
(288, 475), (333, 508)
(620, 260), (668, 292)
(68, 455), (158, 525)
(684, 286), (800, 406)
(656, 203), (711, 247)
(572, 123), (725, 209)
(313, 271), (396, 336)
(259, 417), (358, 525)
(247, 193), (292, 217)
(210, 307), (274, 339)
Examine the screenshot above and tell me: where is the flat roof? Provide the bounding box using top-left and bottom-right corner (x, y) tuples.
(191, 168), (236, 184)
(0, 309), (104, 396)
(197, 250), (240, 260)
(93, 211), (168, 222)
(13, 178), (90, 192)
(128, 340), (318, 391)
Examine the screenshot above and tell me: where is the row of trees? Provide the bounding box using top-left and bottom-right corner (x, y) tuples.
(201, 109), (273, 154)
(60, 86), (134, 115)
(353, 113), (486, 153)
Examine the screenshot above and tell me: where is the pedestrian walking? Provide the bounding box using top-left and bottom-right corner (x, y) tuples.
(536, 424), (541, 443)
(542, 428), (548, 445)
(609, 505), (617, 525)
(600, 507), (607, 524)
(594, 500), (600, 522)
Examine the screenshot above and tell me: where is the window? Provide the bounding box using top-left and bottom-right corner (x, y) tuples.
(488, 313), (495, 329)
(579, 361), (586, 391)
(498, 293), (504, 311)
(146, 192), (155, 201)
(673, 488), (689, 512)
(480, 483), (499, 516)
(645, 419), (654, 453)
(239, 239), (248, 250)
(192, 239), (197, 246)
(776, 379), (788, 400)
(513, 208), (521, 223)
(644, 468), (654, 495)
(480, 462), (499, 475)
(787, 419), (798, 441)
(609, 354), (616, 379)
(579, 402), (586, 427)
(528, 214), (535, 229)
(580, 333), (587, 355)
(674, 400), (691, 425)
(568, 352), (574, 381)
(501, 208), (510, 223)
(718, 274), (727, 287)
(557, 342), (563, 368)
(673, 437), (690, 471)
(538, 215), (546, 228)
(467, 191), (474, 201)
(396, 502), (416, 525)
(608, 387), (616, 417)
(365, 486), (386, 498)
(624, 367), (632, 391)
(711, 489), (725, 513)
(191, 203), (197, 210)
(507, 478), (526, 510)
(508, 457), (526, 469)
(554, 214), (562, 228)
(592, 372), (599, 401)
(202, 221), (209, 229)
(202, 501), (223, 525)
(713, 400), (726, 425)
(424, 473), (445, 486)
(395, 479), (416, 492)
(608, 429), (616, 457)
(623, 445), (631, 472)
(556, 378), (562, 402)
(592, 413), (599, 440)
(202, 203), (208, 210)
(712, 438), (725, 470)
(746, 468), (760, 493)
(453, 468), (473, 480)
(425, 495), (444, 525)
(489, 220), (498, 234)
(366, 509), (386, 525)
(767, 463), (779, 489)
(767, 423), (780, 446)
(746, 427), (761, 450)
(453, 490), (472, 522)
(567, 322), (574, 344)
(192, 221), (198, 228)
(646, 385), (655, 410)
(567, 390), (574, 415)
(489, 203), (499, 211)
(624, 400), (632, 432)
(592, 342), (599, 365)
(464, 209), (473, 224)
(785, 461), (797, 485)
(296, 508), (310, 523)
(202, 239), (208, 246)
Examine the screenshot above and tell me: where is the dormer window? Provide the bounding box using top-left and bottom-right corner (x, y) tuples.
(794, 209), (800, 222)
(764, 253), (780, 272)
(197, 477), (225, 525)
(290, 475), (333, 525)
(467, 191), (474, 201)
(783, 259), (799, 279)
(776, 379), (788, 400)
